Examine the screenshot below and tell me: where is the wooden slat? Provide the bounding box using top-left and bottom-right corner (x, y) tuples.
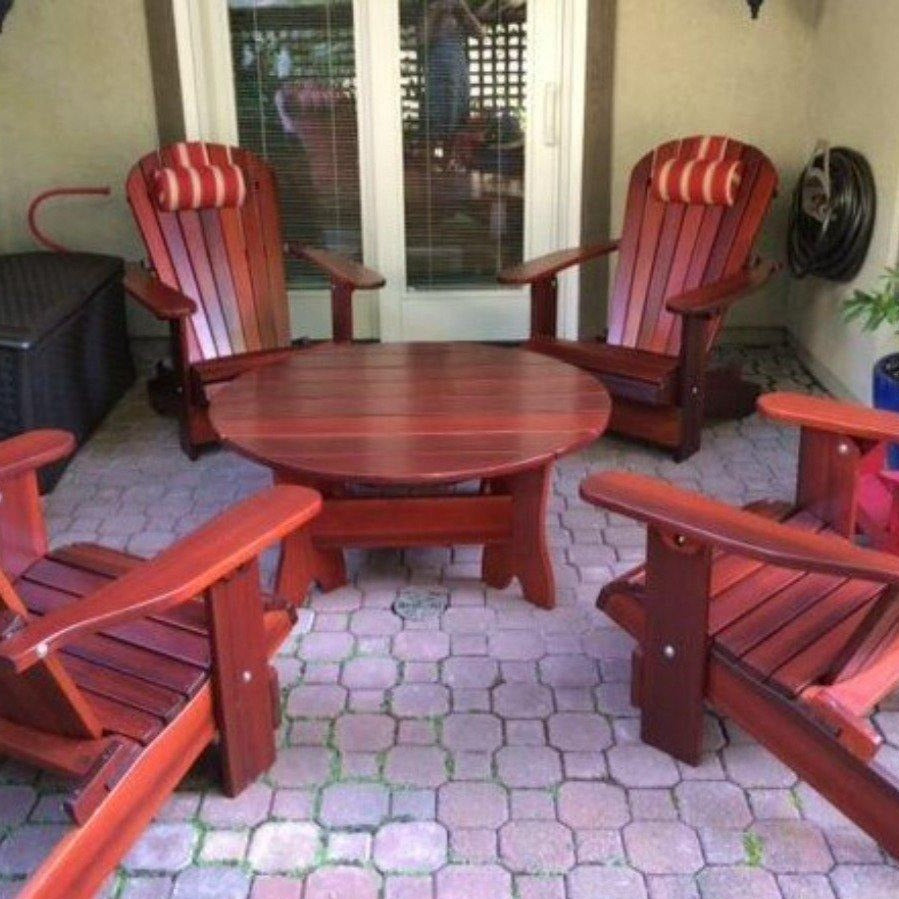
(163, 143), (233, 358)
(602, 136), (777, 358)
(63, 632), (207, 698)
(252, 151), (292, 347)
(717, 571), (846, 658)
(64, 655), (187, 722)
(607, 152), (652, 344)
(210, 343), (610, 485)
(126, 160), (201, 361)
(741, 578), (883, 685)
(86, 692), (164, 745)
(17, 580), (212, 669)
(127, 142), (294, 361)
(138, 154), (217, 360)
(25, 555), (209, 637)
(238, 151), (278, 349)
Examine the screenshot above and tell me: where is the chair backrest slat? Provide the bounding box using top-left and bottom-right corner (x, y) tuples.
(128, 142), (292, 363)
(608, 136), (778, 357)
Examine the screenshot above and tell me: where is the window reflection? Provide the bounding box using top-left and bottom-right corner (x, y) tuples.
(402, 0), (527, 289)
(229, 0), (362, 287)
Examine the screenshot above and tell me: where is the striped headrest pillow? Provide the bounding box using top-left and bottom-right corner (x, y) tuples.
(152, 163), (247, 212)
(652, 157), (743, 206)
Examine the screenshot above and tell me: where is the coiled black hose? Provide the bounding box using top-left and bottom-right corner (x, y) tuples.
(787, 145), (876, 281)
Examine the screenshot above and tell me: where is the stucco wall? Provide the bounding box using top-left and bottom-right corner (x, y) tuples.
(2, 0), (894, 392)
(786, 2), (899, 401)
(0, 0), (158, 258)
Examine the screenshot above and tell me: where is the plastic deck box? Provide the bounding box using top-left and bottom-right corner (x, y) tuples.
(0, 252), (135, 490)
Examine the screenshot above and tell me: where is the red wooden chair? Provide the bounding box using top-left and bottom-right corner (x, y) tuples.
(125, 141), (385, 457)
(581, 391), (899, 857)
(0, 429), (320, 899)
(500, 135), (779, 460)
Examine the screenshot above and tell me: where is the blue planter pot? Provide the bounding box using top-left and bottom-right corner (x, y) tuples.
(874, 352), (899, 469)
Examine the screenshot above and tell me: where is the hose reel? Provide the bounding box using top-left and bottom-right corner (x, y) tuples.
(787, 142), (876, 281)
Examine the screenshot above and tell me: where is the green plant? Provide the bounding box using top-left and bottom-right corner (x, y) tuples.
(843, 267), (899, 334)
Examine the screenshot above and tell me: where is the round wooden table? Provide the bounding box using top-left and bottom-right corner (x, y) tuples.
(210, 342), (610, 608)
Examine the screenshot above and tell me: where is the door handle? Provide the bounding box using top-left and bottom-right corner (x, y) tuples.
(543, 82), (559, 147)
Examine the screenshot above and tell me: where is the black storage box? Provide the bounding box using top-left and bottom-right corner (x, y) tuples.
(0, 252), (135, 491)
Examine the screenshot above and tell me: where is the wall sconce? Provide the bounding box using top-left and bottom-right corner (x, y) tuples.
(747, 0), (763, 18)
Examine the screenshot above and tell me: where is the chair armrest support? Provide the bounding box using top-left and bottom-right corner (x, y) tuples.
(286, 243), (385, 291)
(0, 431), (75, 483)
(760, 392), (899, 445)
(580, 471), (899, 586)
(0, 486), (322, 673)
(498, 240), (620, 286)
(665, 260), (780, 317)
(124, 264), (196, 320)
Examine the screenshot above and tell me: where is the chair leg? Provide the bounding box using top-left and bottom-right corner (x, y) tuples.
(673, 316), (709, 462)
(705, 366), (761, 421)
(673, 410), (702, 462)
(639, 528), (711, 765)
(206, 561), (277, 796)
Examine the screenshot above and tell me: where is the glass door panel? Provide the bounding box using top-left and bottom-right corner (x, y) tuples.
(228, 0), (362, 287)
(399, 1), (527, 289)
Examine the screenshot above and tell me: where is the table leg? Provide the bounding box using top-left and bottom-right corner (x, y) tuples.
(275, 529), (347, 605)
(482, 464), (555, 609)
(274, 472), (348, 604)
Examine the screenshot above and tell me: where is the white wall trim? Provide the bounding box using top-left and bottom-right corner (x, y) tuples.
(556, 0), (588, 340)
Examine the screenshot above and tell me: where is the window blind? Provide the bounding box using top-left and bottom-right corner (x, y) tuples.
(229, 0), (362, 288)
(400, 0), (528, 290)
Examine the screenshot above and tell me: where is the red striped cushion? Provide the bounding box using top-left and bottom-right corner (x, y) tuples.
(652, 157), (743, 206)
(152, 163), (246, 211)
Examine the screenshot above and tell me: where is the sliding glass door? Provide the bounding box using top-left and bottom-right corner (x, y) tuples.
(175, 0), (585, 340)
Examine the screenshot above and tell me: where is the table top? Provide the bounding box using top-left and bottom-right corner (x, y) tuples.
(210, 342), (611, 486)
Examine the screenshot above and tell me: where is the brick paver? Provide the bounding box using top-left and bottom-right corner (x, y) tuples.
(6, 349), (892, 899)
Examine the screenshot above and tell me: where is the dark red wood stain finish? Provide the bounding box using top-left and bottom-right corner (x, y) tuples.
(500, 135), (779, 459)
(211, 342), (610, 608)
(581, 391), (899, 858)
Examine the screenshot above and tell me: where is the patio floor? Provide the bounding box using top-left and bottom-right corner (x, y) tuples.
(2, 345), (899, 899)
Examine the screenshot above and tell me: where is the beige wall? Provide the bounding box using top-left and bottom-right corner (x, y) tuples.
(3, 0), (894, 390)
(0, 0), (158, 259)
(609, 0), (821, 333)
(786, 2), (899, 401)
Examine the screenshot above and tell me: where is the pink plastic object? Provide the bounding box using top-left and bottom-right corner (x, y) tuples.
(28, 187), (111, 253)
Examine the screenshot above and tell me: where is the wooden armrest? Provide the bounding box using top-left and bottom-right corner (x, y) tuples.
(124, 263), (196, 320)
(192, 347), (299, 386)
(580, 471), (899, 585)
(760, 392), (899, 444)
(0, 486), (322, 673)
(665, 260), (780, 317)
(498, 240), (620, 285)
(287, 243), (385, 291)
(0, 430), (75, 482)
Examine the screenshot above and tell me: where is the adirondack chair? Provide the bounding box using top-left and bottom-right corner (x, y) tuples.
(581, 390), (899, 857)
(500, 135), (779, 460)
(125, 141), (385, 457)
(0, 429), (321, 899)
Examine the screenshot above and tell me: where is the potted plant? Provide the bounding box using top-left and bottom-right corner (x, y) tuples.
(843, 266), (899, 466)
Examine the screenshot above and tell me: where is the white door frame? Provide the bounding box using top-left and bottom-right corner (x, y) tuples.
(172, 0), (586, 341)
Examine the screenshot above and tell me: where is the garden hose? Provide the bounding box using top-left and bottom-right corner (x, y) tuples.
(787, 142), (876, 281)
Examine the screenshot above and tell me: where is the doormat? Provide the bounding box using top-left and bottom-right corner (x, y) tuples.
(392, 586), (449, 621)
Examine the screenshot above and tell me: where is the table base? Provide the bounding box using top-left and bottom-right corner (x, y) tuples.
(275, 464), (555, 609)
